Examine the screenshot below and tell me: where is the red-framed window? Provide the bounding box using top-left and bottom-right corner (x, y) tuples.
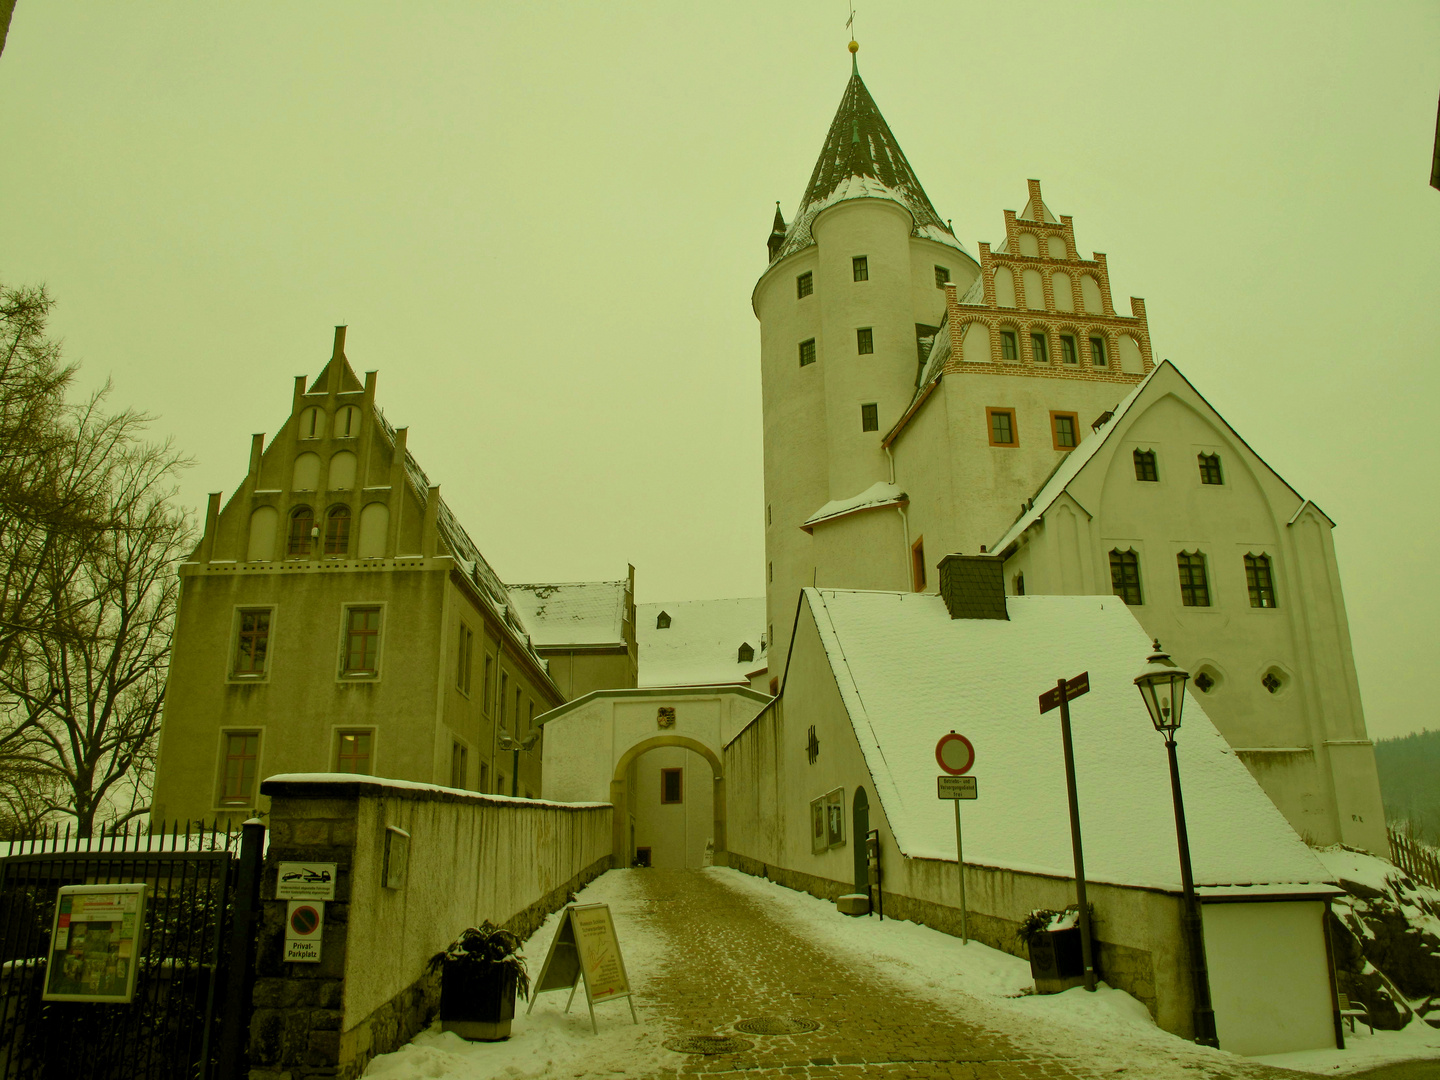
(234, 610), (271, 675)
(336, 731), (372, 774)
(344, 607), (381, 675)
(221, 732), (259, 806)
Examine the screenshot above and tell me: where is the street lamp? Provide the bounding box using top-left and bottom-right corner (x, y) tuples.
(1134, 639), (1220, 1049)
(497, 730), (539, 798)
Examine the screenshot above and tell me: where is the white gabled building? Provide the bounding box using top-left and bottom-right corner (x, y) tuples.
(726, 571), (1341, 1055)
(990, 362), (1387, 854)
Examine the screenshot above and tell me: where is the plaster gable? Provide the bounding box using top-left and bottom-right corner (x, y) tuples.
(996, 363), (1314, 557)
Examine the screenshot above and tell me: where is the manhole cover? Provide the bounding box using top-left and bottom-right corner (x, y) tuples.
(735, 1017), (820, 1035)
(663, 1035), (754, 1055)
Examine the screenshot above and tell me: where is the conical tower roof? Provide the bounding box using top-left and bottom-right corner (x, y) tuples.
(772, 62), (969, 263)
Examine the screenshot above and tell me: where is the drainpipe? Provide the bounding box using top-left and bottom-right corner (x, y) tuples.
(885, 445), (913, 591)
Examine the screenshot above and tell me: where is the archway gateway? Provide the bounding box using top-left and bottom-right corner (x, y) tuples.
(610, 735), (725, 868)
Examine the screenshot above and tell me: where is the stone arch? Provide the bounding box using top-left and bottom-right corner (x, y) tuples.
(610, 734), (725, 868)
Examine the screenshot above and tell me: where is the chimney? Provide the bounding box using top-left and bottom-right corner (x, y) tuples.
(937, 554), (1008, 621)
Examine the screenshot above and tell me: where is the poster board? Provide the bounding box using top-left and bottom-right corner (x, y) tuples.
(276, 862), (336, 901)
(44, 883), (147, 1003)
(526, 903), (638, 1032)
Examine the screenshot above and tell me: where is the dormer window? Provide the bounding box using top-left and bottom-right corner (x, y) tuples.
(656, 611), (671, 630)
(738, 642), (755, 663)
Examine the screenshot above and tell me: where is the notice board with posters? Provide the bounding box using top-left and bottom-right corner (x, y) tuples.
(527, 903), (638, 1033)
(44, 883), (147, 1002)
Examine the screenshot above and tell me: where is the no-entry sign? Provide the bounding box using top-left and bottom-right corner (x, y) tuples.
(935, 732), (975, 776)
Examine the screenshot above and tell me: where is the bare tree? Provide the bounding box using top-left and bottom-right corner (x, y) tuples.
(0, 410), (192, 835)
(0, 281), (194, 834)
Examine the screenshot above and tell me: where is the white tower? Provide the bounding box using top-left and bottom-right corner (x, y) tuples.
(754, 48), (979, 682)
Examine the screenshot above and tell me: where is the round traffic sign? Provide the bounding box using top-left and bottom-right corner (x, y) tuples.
(935, 732), (975, 776)
(290, 905), (320, 936)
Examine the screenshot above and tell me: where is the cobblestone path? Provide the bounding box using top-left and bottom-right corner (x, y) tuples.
(627, 868), (1301, 1080)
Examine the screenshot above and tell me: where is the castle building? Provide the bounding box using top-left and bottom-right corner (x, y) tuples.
(151, 330), (561, 825)
(757, 53), (1385, 854)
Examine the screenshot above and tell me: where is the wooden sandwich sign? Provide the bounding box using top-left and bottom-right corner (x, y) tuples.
(527, 903), (638, 1033)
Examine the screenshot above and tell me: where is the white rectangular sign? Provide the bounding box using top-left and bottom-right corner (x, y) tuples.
(284, 900), (325, 963)
(276, 862), (337, 901)
(937, 775), (978, 800)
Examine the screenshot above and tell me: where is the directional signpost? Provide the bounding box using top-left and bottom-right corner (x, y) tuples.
(1039, 671), (1096, 993)
(935, 732), (976, 944)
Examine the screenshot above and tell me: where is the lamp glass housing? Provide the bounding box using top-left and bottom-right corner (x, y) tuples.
(1135, 644), (1189, 734)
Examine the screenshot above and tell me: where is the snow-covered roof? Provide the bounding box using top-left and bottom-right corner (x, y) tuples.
(799, 588), (1330, 891)
(637, 598), (767, 688)
(990, 368), (1157, 556)
(772, 67), (970, 264)
(802, 481), (907, 532)
(507, 581), (629, 648)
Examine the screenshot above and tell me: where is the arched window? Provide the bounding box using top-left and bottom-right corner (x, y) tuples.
(335, 405), (359, 438)
(325, 506), (351, 556)
(287, 507), (314, 557)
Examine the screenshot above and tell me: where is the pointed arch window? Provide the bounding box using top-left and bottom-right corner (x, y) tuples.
(325, 505), (351, 556)
(287, 507), (314, 557)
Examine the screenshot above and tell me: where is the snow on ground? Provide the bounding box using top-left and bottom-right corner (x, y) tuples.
(362, 872), (667, 1080)
(710, 867), (1440, 1077)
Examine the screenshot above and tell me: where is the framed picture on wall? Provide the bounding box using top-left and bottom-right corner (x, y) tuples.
(810, 796), (827, 854)
(825, 788), (845, 848)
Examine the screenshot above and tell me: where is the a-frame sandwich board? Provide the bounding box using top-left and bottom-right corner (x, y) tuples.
(526, 902), (638, 1033)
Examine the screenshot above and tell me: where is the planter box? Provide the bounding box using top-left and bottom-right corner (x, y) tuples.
(1028, 926), (1088, 994)
(439, 963), (519, 1041)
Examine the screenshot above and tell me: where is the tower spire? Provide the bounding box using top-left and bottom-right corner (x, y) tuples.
(768, 55), (968, 264)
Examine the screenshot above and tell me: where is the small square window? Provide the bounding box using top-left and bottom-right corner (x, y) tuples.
(987, 407), (1017, 447)
(1109, 549), (1143, 605)
(1245, 553), (1277, 608)
(1051, 412), (1078, 450)
(233, 609), (271, 677)
(337, 730), (372, 774)
(861, 403), (878, 432)
(1060, 335), (1078, 364)
(661, 768), (683, 804)
(934, 265), (951, 288)
(1177, 551), (1210, 607)
(796, 271), (813, 298)
(1089, 336), (1107, 366)
(1198, 453), (1223, 485)
(1134, 449), (1158, 482)
(1031, 332), (1049, 364)
(343, 606), (382, 676)
(856, 327), (873, 354)
(799, 339), (817, 367)
(1000, 330), (1019, 361)
(853, 256), (869, 281)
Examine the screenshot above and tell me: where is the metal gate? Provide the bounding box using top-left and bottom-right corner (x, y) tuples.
(0, 820), (263, 1080)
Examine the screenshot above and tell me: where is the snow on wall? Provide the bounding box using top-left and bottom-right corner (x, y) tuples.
(805, 588), (1330, 892)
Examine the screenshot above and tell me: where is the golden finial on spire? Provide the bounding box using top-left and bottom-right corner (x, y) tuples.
(848, 39), (858, 54)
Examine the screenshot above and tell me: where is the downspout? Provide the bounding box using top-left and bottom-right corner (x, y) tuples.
(885, 445), (913, 591)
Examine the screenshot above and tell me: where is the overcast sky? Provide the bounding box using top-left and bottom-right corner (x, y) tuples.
(1, 3), (1436, 739)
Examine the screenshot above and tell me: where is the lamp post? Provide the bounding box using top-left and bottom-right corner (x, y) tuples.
(497, 730), (539, 797)
(1134, 639), (1220, 1049)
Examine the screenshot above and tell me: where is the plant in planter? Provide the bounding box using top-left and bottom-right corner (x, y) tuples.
(428, 922), (531, 1041)
(1017, 906), (1094, 994)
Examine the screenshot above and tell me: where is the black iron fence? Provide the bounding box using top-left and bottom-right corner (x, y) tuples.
(0, 819), (263, 1080)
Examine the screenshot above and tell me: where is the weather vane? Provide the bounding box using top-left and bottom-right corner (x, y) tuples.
(847, 2), (858, 62)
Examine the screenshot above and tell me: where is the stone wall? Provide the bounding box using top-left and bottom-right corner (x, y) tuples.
(248, 776), (612, 1080)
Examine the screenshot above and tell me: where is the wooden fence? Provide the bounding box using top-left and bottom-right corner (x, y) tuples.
(1388, 827), (1440, 891)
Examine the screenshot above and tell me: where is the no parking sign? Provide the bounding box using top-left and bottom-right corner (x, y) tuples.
(284, 900), (324, 963)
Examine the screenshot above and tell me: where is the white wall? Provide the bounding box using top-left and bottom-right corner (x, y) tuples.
(1203, 900), (1337, 1055)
